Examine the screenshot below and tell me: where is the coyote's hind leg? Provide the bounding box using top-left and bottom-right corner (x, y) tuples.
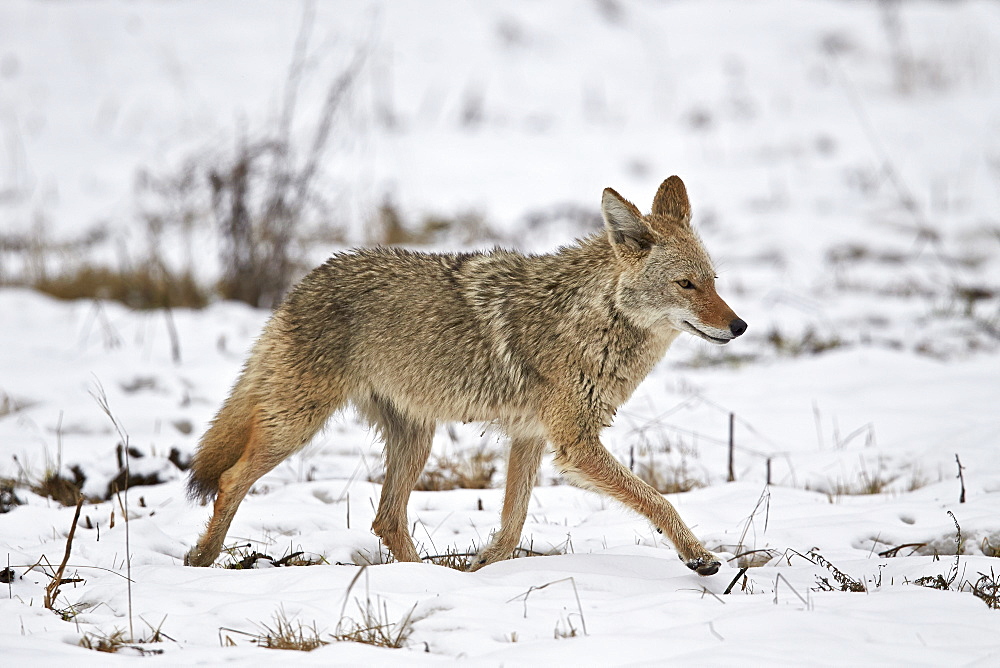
(364, 396), (434, 563)
(185, 418), (272, 567)
(186, 405), (331, 567)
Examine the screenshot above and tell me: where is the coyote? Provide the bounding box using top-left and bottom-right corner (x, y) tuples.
(185, 176), (746, 575)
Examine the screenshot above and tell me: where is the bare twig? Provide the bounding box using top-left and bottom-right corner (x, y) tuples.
(878, 542), (927, 558)
(955, 454), (966, 503)
(723, 567), (749, 595)
(163, 307), (181, 365)
(5, 553), (12, 599)
(508, 577), (588, 636)
(44, 495), (84, 611)
(727, 412), (736, 482)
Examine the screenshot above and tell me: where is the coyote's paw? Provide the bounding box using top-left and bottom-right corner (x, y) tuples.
(683, 554), (721, 576)
(468, 544), (514, 572)
(184, 547), (213, 568)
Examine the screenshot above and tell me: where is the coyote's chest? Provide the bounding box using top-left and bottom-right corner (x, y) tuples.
(565, 311), (678, 424)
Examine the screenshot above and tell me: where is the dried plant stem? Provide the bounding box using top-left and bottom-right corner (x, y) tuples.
(723, 567), (750, 595)
(727, 412), (736, 482)
(955, 454), (966, 503)
(508, 577), (588, 636)
(44, 495), (83, 611)
(91, 383), (134, 640)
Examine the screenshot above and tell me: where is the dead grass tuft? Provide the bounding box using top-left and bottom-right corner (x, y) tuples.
(227, 588), (416, 651)
(255, 610), (328, 651)
(369, 198), (499, 247)
(30, 265), (207, 309)
(333, 597), (416, 648)
(79, 619), (171, 655)
(31, 466), (94, 506)
(629, 443), (706, 494)
(0, 479), (24, 513)
(554, 617), (581, 639)
(18, 449), (178, 507)
(423, 544), (475, 571)
(416, 448), (499, 491)
(822, 472), (895, 497)
(0, 391), (33, 418)
(767, 326), (845, 357)
(80, 628), (132, 653)
(221, 608), (328, 651)
(966, 570), (1000, 610)
(371, 446), (500, 491)
(221, 543), (327, 569)
(633, 457), (705, 494)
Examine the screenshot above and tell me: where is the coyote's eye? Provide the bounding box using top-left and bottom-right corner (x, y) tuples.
(676, 279), (695, 289)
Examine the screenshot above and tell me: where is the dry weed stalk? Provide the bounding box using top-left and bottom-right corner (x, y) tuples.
(43, 495), (84, 612)
(808, 550), (866, 593)
(212, 5), (365, 308)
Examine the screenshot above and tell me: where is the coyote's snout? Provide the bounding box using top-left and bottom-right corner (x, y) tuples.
(186, 176), (745, 576)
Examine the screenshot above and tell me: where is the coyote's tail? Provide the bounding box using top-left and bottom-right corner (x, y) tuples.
(186, 382), (255, 502)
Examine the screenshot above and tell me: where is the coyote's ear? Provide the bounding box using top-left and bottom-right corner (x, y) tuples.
(602, 188), (654, 255)
(651, 175), (692, 226)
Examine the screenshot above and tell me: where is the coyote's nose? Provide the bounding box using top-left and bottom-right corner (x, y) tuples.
(729, 318), (747, 337)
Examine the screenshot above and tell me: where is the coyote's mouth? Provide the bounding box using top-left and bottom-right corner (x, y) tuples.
(683, 321), (731, 345)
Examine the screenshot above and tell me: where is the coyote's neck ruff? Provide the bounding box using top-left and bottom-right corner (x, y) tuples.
(186, 176), (746, 576)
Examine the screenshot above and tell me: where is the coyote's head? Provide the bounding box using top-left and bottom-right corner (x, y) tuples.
(601, 176), (747, 344)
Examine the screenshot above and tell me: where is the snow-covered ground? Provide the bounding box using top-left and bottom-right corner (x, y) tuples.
(2, 1), (999, 664)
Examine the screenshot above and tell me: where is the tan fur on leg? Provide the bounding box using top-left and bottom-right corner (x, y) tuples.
(470, 437), (547, 570)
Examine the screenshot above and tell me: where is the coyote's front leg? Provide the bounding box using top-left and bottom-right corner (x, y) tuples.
(546, 404), (719, 576)
(470, 437), (547, 571)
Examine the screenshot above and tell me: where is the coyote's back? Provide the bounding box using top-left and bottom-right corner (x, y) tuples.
(186, 176), (746, 575)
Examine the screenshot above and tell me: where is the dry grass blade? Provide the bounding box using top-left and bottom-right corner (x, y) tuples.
(729, 547), (779, 569)
(734, 485), (771, 561)
(508, 577), (588, 636)
(90, 382), (135, 640)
